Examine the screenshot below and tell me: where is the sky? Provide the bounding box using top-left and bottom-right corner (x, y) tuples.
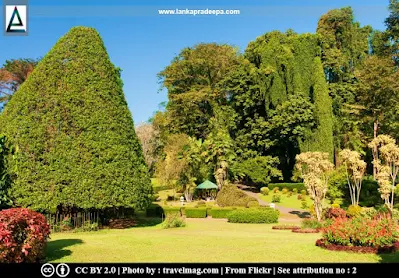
(0, 0), (391, 124)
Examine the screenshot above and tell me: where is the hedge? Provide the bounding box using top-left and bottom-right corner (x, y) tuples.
(209, 207), (237, 218)
(162, 207), (182, 217)
(227, 208), (280, 224)
(184, 207), (207, 218)
(268, 183), (305, 191)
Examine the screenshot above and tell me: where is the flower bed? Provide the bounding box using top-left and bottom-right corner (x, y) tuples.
(292, 228), (320, 233)
(272, 225), (300, 230)
(316, 214), (399, 253)
(316, 239), (399, 254)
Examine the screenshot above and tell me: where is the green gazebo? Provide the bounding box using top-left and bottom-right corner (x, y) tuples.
(196, 180), (218, 200)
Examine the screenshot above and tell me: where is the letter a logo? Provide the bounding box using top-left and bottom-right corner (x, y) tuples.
(5, 4), (28, 35)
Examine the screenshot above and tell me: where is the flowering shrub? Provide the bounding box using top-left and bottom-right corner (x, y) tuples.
(322, 214), (399, 247)
(347, 205), (362, 218)
(0, 208), (50, 263)
(260, 187), (269, 195)
(324, 208), (347, 219)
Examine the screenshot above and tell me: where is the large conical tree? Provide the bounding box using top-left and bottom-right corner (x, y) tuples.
(0, 27), (152, 212)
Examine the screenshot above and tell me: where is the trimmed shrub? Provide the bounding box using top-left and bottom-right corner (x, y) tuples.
(297, 194), (303, 200)
(268, 183), (306, 191)
(301, 200), (308, 209)
(301, 190), (307, 195)
(162, 214), (186, 229)
(272, 224), (300, 230)
(293, 188), (298, 194)
(0, 208), (50, 263)
(0, 27), (152, 211)
(287, 191), (293, 197)
(162, 207), (181, 217)
(322, 214), (399, 247)
(260, 187), (269, 195)
(273, 187), (279, 193)
(271, 194), (281, 203)
(331, 203), (340, 208)
(209, 207), (237, 218)
(227, 208), (279, 224)
(282, 188), (289, 194)
(347, 205), (362, 218)
(324, 208), (346, 219)
(216, 184), (256, 207)
(184, 207), (207, 218)
(247, 201), (260, 208)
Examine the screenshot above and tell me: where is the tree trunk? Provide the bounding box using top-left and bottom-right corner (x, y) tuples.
(373, 120), (378, 179)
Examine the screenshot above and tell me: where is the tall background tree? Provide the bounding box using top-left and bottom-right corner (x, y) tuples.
(0, 58), (39, 110)
(0, 27), (151, 212)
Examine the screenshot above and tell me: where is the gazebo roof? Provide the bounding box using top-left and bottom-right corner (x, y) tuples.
(196, 180), (218, 189)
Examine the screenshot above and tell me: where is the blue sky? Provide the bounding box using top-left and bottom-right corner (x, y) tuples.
(0, 0), (390, 124)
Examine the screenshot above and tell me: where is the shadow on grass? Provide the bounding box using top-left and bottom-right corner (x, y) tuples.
(46, 239), (84, 262)
(289, 210), (311, 219)
(378, 252), (399, 263)
(134, 217), (163, 227)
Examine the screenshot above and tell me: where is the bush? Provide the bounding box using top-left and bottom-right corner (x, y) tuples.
(209, 207), (237, 218)
(360, 207), (378, 219)
(322, 215), (399, 247)
(0, 208), (50, 263)
(331, 203), (340, 208)
(301, 190), (307, 195)
(197, 201), (206, 205)
(273, 187), (279, 193)
(301, 218), (323, 229)
(297, 194), (303, 200)
(162, 207), (181, 217)
(162, 214), (186, 229)
(287, 191), (293, 197)
(324, 208), (346, 219)
(282, 188), (289, 194)
(293, 188), (298, 194)
(216, 184), (257, 207)
(268, 183), (306, 192)
(347, 205), (362, 218)
(301, 200), (308, 209)
(247, 201), (260, 208)
(153, 185), (173, 193)
(272, 194), (281, 203)
(260, 187), (269, 195)
(392, 209), (399, 224)
(184, 207), (207, 218)
(227, 208), (279, 224)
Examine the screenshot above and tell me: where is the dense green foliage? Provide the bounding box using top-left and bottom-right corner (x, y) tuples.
(162, 214), (186, 229)
(0, 27), (151, 212)
(231, 156), (282, 185)
(216, 184), (256, 207)
(227, 208), (280, 223)
(0, 135), (11, 209)
(184, 207), (207, 218)
(162, 207), (181, 217)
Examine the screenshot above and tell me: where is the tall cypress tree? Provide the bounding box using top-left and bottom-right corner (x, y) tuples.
(0, 27), (151, 212)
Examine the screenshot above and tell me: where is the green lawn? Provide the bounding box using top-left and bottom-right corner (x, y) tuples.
(46, 218), (398, 263)
(258, 193), (311, 210)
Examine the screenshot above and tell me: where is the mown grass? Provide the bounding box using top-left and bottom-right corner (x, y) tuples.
(258, 193), (311, 210)
(46, 218), (398, 263)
